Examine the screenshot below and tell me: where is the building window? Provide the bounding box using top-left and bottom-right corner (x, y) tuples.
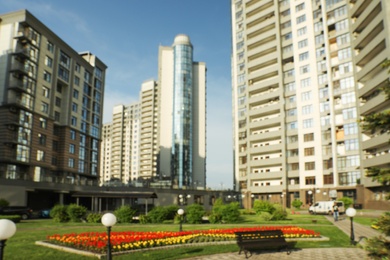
(55, 97), (61, 107)
(301, 78), (311, 88)
(74, 76), (80, 86)
(301, 91), (312, 101)
(345, 139), (359, 151)
(72, 102), (78, 112)
(288, 121), (298, 130)
(47, 41), (54, 53)
(305, 176), (316, 185)
(298, 39), (308, 49)
(68, 158), (75, 168)
(43, 71), (51, 83)
(41, 102), (49, 113)
(69, 144), (75, 154)
(303, 118), (313, 128)
(296, 14), (306, 24)
(38, 134), (46, 145)
(299, 52), (309, 61)
(75, 63), (81, 73)
(302, 104), (313, 115)
(297, 27), (307, 36)
(71, 116), (77, 126)
(42, 87), (50, 98)
(295, 2), (305, 12)
(300, 65), (310, 74)
(73, 89), (79, 99)
(45, 56), (53, 68)
(304, 147), (315, 156)
(37, 150), (45, 161)
(304, 133), (314, 142)
(39, 118), (47, 129)
(54, 111), (60, 122)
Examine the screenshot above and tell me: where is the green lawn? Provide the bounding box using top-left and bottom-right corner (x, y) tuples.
(3, 213), (356, 260)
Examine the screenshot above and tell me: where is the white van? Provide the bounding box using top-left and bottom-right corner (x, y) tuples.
(309, 201), (345, 215)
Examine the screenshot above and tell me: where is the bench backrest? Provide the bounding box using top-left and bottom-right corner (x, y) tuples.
(235, 230), (285, 242)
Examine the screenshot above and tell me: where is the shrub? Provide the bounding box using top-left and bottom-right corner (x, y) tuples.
(292, 199), (303, 210)
(253, 200), (275, 215)
(164, 205), (180, 220)
(259, 212), (272, 221)
(339, 197), (353, 209)
(67, 204), (87, 222)
(221, 202), (241, 223)
(50, 205), (69, 223)
(114, 205), (136, 223)
(208, 198), (224, 224)
(147, 206), (170, 223)
(185, 203), (205, 224)
(209, 199), (241, 223)
(86, 213), (102, 223)
(138, 214), (150, 224)
(271, 208), (288, 221)
(0, 198), (10, 207)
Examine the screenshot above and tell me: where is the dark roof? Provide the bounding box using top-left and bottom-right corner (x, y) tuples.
(72, 191), (157, 199)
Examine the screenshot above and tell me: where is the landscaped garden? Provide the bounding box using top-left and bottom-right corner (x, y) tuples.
(0, 198), (384, 259)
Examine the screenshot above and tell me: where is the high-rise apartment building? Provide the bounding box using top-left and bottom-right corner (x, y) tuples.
(100, 102), (141, 185)
(0, 10), (106, 188)
(101, 34), (207, 189)
(158, 35), (207, 189)
(231, 0), (390, 209)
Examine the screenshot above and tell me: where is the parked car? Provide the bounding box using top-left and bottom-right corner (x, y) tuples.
(309, 201), (345, 215)
(0, 206), (34, 220)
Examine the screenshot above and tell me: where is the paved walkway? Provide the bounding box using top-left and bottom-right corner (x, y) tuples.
(184, 213), (385, 260)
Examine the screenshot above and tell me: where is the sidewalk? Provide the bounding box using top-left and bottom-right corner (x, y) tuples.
(185, 214), (383, 260)
(324, 214), (382, 246)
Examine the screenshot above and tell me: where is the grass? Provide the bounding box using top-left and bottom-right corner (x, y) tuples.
(3, 213), (356, 260)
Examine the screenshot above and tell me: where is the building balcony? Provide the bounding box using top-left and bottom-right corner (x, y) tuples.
(249, 157), (283, 167)
(362, 133), (390, 150)
(362, 152), (390, 168)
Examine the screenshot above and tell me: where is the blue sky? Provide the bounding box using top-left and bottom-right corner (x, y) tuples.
(1, 0), (234, 190)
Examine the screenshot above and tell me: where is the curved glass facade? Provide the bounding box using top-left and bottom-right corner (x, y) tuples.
(172, 42), (193, 188)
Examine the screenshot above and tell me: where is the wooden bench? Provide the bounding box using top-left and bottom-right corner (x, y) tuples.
(235, 230), (291, 258)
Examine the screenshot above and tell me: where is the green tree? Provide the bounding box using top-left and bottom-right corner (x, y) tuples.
(66, 204), (87, 222)
(0, 198), (10, 207)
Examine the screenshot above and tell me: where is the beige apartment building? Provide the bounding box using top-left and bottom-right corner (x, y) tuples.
(231, 0), (390, 210)
(101, 35), (207, 190)
(0, 10), (107, 208)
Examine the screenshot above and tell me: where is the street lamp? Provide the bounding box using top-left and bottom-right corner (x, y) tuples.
(308, 190), (313, 205)
(0, 219), (16, 260)
(346, 207), (357, 245)
(177, 209), (184, 232)
(179, 194), (191, 205)
(251, 194), (255, 209)
(101, 213), (117, 260)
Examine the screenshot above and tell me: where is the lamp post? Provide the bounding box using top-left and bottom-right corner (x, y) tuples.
(0, 219), (16, 260)
(308, 190), (313, 205)
(177, 209), (184, 232)
(101, 213), (117, 260)
(346, 207), (357, 245)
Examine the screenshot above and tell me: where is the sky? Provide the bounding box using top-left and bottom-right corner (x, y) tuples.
(0, 0), (234, 190)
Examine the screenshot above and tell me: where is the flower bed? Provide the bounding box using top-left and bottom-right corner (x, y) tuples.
(47, 226), (320, 253)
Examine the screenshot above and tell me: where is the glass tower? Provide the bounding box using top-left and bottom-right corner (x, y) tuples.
(172, 35), (193, 188)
